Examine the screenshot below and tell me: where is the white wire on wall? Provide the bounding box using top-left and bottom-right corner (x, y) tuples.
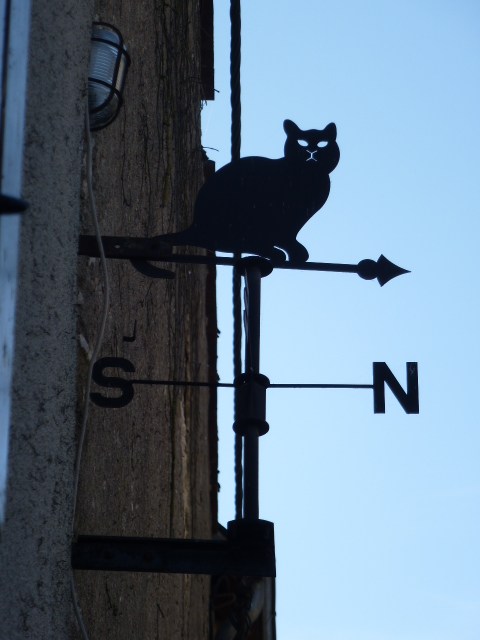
(70, 97), (111, 640)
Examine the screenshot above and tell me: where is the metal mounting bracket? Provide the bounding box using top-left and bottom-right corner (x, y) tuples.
(72, 519), (276, 577)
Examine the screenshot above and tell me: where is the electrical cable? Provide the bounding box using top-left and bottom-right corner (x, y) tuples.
(72, 100), (111, 518)
(230, 0), (241, 163)
(70, 573), (91, 640)
(70, 97), (111, 640)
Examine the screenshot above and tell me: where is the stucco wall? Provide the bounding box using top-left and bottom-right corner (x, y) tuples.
(0, 1), (214, 637)
(0, 1), (92, 638)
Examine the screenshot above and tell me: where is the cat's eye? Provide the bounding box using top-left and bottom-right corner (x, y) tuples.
(297, 140), (308, 147)
(317, 141), (328, 148)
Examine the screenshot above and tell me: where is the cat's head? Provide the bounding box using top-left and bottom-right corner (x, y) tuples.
(283, 120), (340, 173)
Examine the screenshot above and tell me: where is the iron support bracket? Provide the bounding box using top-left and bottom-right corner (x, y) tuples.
(71, 519), (275, 577)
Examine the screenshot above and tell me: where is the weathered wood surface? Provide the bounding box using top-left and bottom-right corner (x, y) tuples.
(74, 1), (215, 638)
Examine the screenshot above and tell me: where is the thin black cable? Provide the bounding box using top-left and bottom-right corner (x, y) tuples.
(230, 0), (243, 521)
(230, 0), (241, 163)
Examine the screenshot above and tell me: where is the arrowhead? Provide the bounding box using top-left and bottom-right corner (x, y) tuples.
(376, 254), (410, 286)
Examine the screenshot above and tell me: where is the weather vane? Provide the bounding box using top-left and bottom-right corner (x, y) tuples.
(73, 119), (418, 578)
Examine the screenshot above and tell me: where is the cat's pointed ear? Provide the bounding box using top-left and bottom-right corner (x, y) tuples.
(283, 120), (301, 137)
(323, 122), (337, 141)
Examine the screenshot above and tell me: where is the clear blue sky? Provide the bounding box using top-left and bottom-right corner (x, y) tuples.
(202, 1), (480, 638)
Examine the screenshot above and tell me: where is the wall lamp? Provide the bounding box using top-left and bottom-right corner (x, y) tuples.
(88, 22), (130, 131)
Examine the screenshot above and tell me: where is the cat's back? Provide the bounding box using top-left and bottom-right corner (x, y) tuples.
(195, 154), (319, 224)
(196, 155), (283, 204)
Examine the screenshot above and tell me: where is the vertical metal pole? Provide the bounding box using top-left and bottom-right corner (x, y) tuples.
(233, 266), (243, 520)
(230, 0), (243, 521)
(243, 266), (261, 520)
(243, 425), (259, 520)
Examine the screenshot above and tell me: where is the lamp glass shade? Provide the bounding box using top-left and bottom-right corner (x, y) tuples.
(88, 23), (131, 131)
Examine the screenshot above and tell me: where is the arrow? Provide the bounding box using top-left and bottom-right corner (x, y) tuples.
(278, 254), (410, 286)
(365, 255), (410, 287)
(78, 235), (409, 286)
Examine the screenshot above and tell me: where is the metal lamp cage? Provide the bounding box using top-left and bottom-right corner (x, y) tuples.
(88, 22), (131, 131)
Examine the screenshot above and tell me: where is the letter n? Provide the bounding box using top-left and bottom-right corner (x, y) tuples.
(373, 362), (419, 414)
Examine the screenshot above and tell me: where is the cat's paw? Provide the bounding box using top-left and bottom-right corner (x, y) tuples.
(270, 247), (287, 264)
(286, 243), (309, 263)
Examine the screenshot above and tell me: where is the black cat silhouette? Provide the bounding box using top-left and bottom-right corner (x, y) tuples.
(156, 120), (340, 262)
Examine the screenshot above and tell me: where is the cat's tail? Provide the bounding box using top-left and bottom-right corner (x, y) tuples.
(130, 227), (200, 280)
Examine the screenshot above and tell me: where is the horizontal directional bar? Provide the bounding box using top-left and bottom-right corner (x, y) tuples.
(78, 236), (408, 286)
(78, 234), (358, 272)
(72, 533), (275, 577)
(91, 359), (418, 414)
(269, 383), (373, 389)
(134, 379), (373, 389)
(276, 261), (357, 274)
(78, 235), (231, 264)
(135, 379), (235, 388)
